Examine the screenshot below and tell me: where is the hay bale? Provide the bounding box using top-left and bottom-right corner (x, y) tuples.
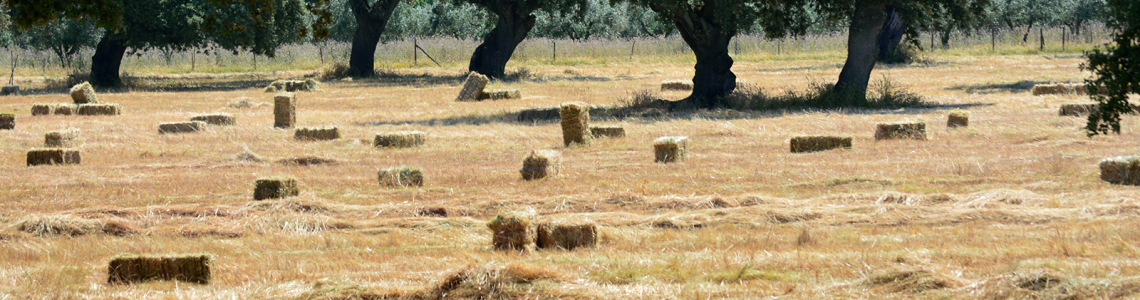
(378, 166), (424, 188)
(653, 136), (688, 163)
(373, 131), (426, 148)
(1, 85), (19, 95)
(661, 80), (693, 91)
(53, 104), (76, 115)
(1031, 83), (1087, 96)
(456, 72), (490, 102)
(0, 113), (13, 130)
(190, 113), (235, 126)
(266, 79), (314, 92)
(44, 128), (81, 147)
(253, 177), (299, 200)
(263, 85), (277, 93)
(789, 135), (852, 153)
(487, 211), (534, 251)
(1059, 103), (1098, 117)
(560, 102), (591, 146)
(1100, 156), (1140, 186)
(27, 148), (81, 166)
(107, 254), (211, 284)
(274, 93), (296, 129)
(303, 78), (321, 91)
(69, 81), (98, 104)
(77, 103), (121, 116)
(294, 126), (340, 141)
(875, 122), (926, 141)
(518, 107), (560, 123)
(31, 103), (53, 116)
(477, 89), (521, 100)
(947, 110), (969, 128)
(535, 222), (597, 250)
(589, 125), (625, 138)
(158, 121), (206, 134)
(520, 150), (561, 180)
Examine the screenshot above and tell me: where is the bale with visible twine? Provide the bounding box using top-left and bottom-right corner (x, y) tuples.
(27, 148), (81, 166)
(53, 104), (76, 115)
(0, 85), (18, 95)
(294, 126), (340, 141)
(31, 103), (52, 116)
(373, 131), (426, 148)
(253, 177), (299, 200)
(875, 122), (926, 141)
(790, 135), (852, 153)
(159, 121), (205, 134)
(487, 211), (534, 251)
(45, 128), (81, 147)
(1100, 156), (1140, 186)
(520, 150), (561, 180)
(518, 107), (560, 123)
(456, 72), (489, 101)
(661, 80), (693, 91)
(1059, 103), (1098, 117)
(535, 222), (597, 250)
(274, 93), (296, 129)
(69, 81), (98, 104)
(190, 113), (235, 126)
(77, 103), (121, 116)
(560, 102), (591, 146)
(947, 110), (969, 128)
(477, 89), (521, 100)
(0, 113), (13, 130)
(654, 136), (688, 163)
(378, 166), (424, 188)
(590, 125), (625, 138)
(107, 254), (210, 284)
(1031, 84), (1087, 96)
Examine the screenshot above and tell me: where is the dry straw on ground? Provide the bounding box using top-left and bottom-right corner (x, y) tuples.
(77, 104), (121, 116)
(44, 128), (80, 147)
(520, 150), (561, 181)
(107, 254), (211, 284)
(69, 81), (98, 104)
(947, 110), (969, 128)
(456, 72), (490, 101)
(378, 166), (424, 188)
(158, 121), (205, 134)
(1059, 103), (1097, 117)
(26, 148), (81, 166)
(253, 177), (299, 200)
(875, 122), (927, 140)
(53, 104), (75, 115)
(1099, 156), (1140, 185)
(190, 113), (236, 126)
(789, 135), (852, 153)
(862, 268), (962, 294)
(487, 210), (534, 251)
(477, 89), (522, 100)
(560, 102), (590, 146)
(0, 113), (13, 130)
(1031, 83), (1086, 96)
(294, 126), (340, 141)
(535, 221), (597, 250)
(373, 131), (426, 148)
(30, 103), (52, 116)
(274, 93), (296, 129)
(275, 156), (338, 166)
(654, 136), (688, 163)
(589, 125), (625, 138)
(660, 80), (693, 91)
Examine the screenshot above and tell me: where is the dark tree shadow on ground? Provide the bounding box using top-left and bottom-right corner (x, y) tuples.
(946, 80), (1057, 94)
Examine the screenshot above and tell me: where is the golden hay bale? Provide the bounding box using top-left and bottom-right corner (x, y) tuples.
(274, 93), (296, 129)
(1059, 103), (1098, 117)
(535, 222), (597, 250)
(158, 121), (206, 134)
(27, 148), (81, 166)
(266, 79), (316, 92)
(190, 113), (236, 126)
(1100, 156), (1140, 186)
(294, 126), (340, 141)
(789, 135), (852, 153)
(653, 136), (688, 163)
(69, 81), (98, 104)
(253, 177), (299, 200)
(518, 107), (560, 123)
(520, 150), (561, 180)
(660, 80), (693, 91)
(373, 131), (426, 148)
(560, 102), (591, 146)
(1031, 83), (1086, 96)
(589, 125), (625, 138)
(947, 110), (969, 128)
(487, 211), (534, 251)
(0, 113), (13, 130)
(53, 104), (76, 115)
(378, 166), (424, 188)
(108, 254), (211, 284)
(477, 89), (522, 100)
(456, 72), (490, 102)
(0, 85), (19, 95)
(45, 128), (81, 147)
(875, 122), (926, 141)
(31, 103), (53, 116)
(77, 103), (121, 116)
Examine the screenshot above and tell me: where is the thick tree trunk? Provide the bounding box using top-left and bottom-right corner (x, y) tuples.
(468, 7), (535, 79)
(875, 5), (904, 62)
(835, 0), (888, 102)
(940, 31), (950, 49)
(348, 0), (401, 78)
(90, 35), (127, 88)
(652, 2), (736, 108)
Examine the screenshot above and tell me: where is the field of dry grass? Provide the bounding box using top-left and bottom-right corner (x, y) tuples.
(1, 53), (1139, 299)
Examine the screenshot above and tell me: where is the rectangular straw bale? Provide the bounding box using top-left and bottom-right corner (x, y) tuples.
(947, 110), (969, 128)
(1031, 83), (1086, 96)
(268, 80), (310, 92)
(274, 93), (296, 129)
(45, 128), (81, 147)
(589, 125), (625, 138)
(159, 121), (205, 134)
(0, 85), (18, 96)
(456, 72), (489, 101)
(874, 122), (926, 141)
(477, 89), (521, 100)
(487, 211), (534, 251)
(53, 104), (76, 115)
(660, 80), (693, 91)
(520, 150), (561, 180)
(77, 103), (121, 116)
(536, 222), (597, 250)
(518, 107), (560, 123)
(107, 254), (210, 284)
(253, 177), (299, 200)
(560, 102), (591, 146)
(26, 148), (81, 166)
(378, 166), (424, 188)
(373, 131), (426, 148)
(654, 136), (688, 163)
(1100, 156), (1140, 186)
(69, 81), (98, 104)
(294, 126), (340, 141)
(31, 103), (53, 116)
(190, 113), (235, 126)
(0, 113), (13, 130)
(790, 135), (852, 153)
(1059, 103), (1098, 117)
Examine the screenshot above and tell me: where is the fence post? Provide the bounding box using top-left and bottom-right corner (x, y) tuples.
(552, 40), (556, 62)
(414, 37), (418, 65)
(630, 40), (635, 60)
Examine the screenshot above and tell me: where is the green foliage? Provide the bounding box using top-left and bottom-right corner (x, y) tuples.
(1084, 0), (1139, 136)
(15, 18), (102, 68)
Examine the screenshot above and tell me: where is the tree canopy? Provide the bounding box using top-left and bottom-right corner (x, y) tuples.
(1084, 0), (1138, 136)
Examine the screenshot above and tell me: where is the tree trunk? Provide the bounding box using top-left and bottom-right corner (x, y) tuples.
(348, 0), (401, 78)
(468, 6), (535, 79)
(939, 30), (950, 49)
(1039, 27), (1044, 51)
(90, 35), (128, 88)
(649, 2), (736, 108)
(835, 0), (888, 103)
(875, 5), (903, 62)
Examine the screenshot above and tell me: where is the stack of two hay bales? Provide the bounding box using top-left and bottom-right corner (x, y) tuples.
(455, 72), (521, 101)
(487, 211), (597, 251)
(71, 82), (121, 116)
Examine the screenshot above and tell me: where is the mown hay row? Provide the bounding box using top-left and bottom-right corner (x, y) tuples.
(560, 102), (590, 146)
(190, 113), (236, 126)
(70, 81), (98, 104)
(378, 166), (424, 188)
(77, 104), (121, 116)
(661, 80), (693, 91)
(456, 72), (489, 102)
(589, 125), (625, 138)
(535, 222), (597, 250)
(1031, 83), (1086, 96)
(789, 135), (852, 153)
(54, 104), (76, 115)
(27, 148), (81, 166)
(520, 150), (561, 181)
(254, 177), (299, 200)
(274, 93), (296, 129)
(159, 121), (205, 134)
(373, 131), (426, 148)
(947, 110), (969, 128)
(1059, 103), (1097, 117)
(294, 126), (340, 141)
(31, 103), (53, 116)
(0, 113), (13, 130)
(654, 136), (688, 163)
(107, 254), (210, 284)
(44, 128), (81, 147)
(1100, 156), (1140, 186)
(875, 122), (926, 141)
(487, 211), (533, 251)
(477, 89), (521, 100)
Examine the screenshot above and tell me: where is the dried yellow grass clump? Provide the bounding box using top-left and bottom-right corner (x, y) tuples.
(30, 103), (52, 116)
(947, 110), (969, 128)
(589, 125), (625, 138)
(1031, 83), (1086, 96)
(294, 126), (340, 141)
(254, 177), (299, 200)
(0, 113), (13, 130)
(107, 254), (211, 284)
(53, 104), (76, 115)
(44, 128), (81, 147)
(520, 150), (561, 180)
(378, 166), (424, 188)
(875, 122), (926, 141)
(661, 80), (693, 91)
(560, 102), (591, 146)
(1059, 103), (1097, 117)
(477, 89), (521, 100)
(27, 148), (81, 166)
(862, 268), (962, 294)
(1100, 156), (1140, 186)
(789, 135), (852, 153)
(653, 136), (688, 163)
(535, 222), (597, 250)
(69, 81), (98, 104)
(373, 131), (426, 148)
(487, 211), (534, 251)
(274, 93), (296, 129)
(77, 103), (121, 116)
(456, 72), (489, 101)
(158, 121), (205, 134)
(190, 113), (236, 126)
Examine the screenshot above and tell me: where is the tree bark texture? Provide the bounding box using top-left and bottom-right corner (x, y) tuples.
(836, 0), (888, 102)
(90, 35), (128, 88)
(348, 0), (401, 78)
(875, 5), (903, 61)
(468, 3), (535, 79)
(652, 2), (736, 108)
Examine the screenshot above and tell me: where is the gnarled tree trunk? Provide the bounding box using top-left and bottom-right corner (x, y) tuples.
(90, 35), (128, 88)
(468, 4), (535, 79)
(835, 0), (888, 103)
(876, 5), (904, 61)
(348, 0), (401, 78)
(653, 2), (736, 108)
